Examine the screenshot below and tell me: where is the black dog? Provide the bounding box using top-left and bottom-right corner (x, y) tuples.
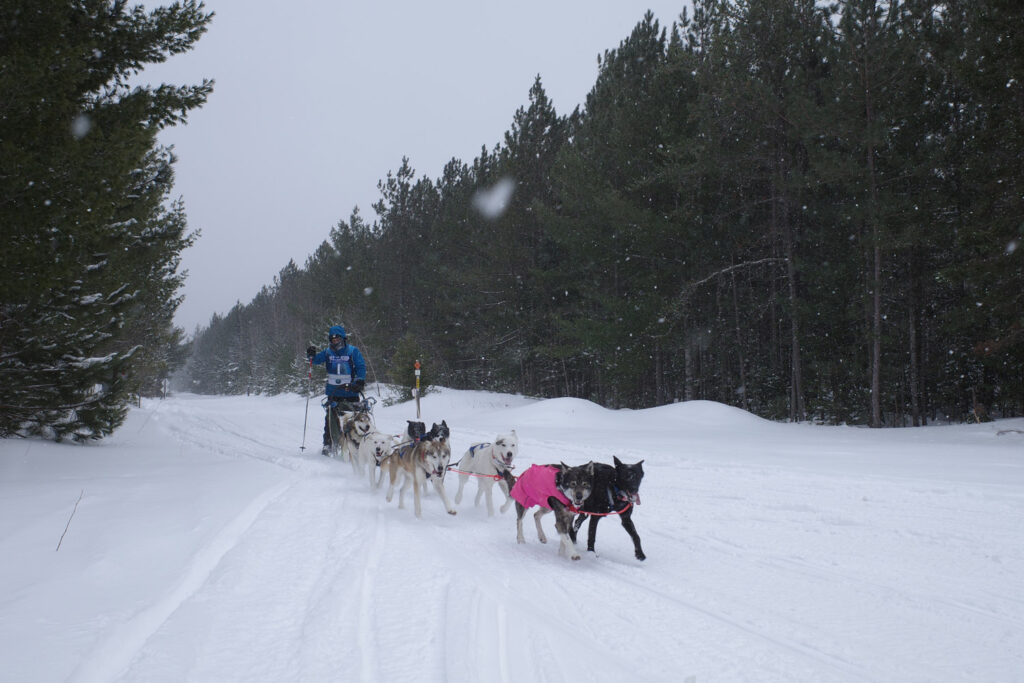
(405, 421), (427, 442)
(571, 456), (645, 561)
(424, 420), (450, 443)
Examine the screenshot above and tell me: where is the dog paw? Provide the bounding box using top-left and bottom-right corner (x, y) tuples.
(447, 509), (456, 515)
(571, 554), (581, 561)
(636, 551), (646, 561)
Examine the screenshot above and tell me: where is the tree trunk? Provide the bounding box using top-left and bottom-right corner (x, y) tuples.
(782, 201), (804, 422)
(908, 278), (921, 427)
(684, 332), (695, 401)
(858, 0), (883, 428)
(731, 269), (750, 412)
(773, 156), (804, 422)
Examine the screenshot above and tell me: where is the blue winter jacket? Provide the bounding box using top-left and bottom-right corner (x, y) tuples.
(312, 343), (367, 399)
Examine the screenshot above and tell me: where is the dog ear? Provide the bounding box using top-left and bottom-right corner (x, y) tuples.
(559, 461), (569, 471)
(586, 461), (595, 475)
(613, 455), (623, 467)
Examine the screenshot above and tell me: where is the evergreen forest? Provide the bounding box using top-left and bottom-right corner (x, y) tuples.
(5, 1), (1021, 438)
(185, 1), (1022, 427)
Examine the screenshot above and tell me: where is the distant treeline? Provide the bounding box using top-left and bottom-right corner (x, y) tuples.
(181, 1), (1023, 427)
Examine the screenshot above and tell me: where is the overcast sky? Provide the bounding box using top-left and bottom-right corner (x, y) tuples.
(139, 1), (690, 332)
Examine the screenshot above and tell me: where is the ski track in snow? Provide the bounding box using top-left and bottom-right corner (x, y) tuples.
(69, 477), (297, 683)
(4, 391), (1024, 682)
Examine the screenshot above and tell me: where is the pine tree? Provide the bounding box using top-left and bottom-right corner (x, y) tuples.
(495, 76), (568, 395)
(544, 14), (673, 406)
(0, 1), (212, 439)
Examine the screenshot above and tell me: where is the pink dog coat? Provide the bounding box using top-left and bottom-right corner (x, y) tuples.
(510, 465), (570, 509)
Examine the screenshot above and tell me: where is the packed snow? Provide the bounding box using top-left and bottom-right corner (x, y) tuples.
(2, 387), (1022, 682)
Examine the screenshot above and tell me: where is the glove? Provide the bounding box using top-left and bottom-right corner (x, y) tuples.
(306, 346), (316, 358)
(354, 379), (365, 391)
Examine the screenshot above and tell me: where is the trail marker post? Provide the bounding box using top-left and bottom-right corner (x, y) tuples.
(414, 360), (421, 419)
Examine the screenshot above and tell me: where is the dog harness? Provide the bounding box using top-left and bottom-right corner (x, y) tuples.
(448, 442), (508, 480)
(467, 442), (512, 472)
(510, 465), (570, 509)
(467, 442), (491, 456)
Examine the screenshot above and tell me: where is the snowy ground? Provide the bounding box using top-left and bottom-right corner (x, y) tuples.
(2, 387), (1023, 682)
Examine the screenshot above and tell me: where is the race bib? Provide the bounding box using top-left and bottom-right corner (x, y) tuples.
(327, 354), (352, 386)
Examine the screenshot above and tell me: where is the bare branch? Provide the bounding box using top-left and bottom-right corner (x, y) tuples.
(56, 490), (84, 552)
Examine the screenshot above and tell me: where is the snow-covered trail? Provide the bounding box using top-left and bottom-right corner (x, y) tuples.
(75, 397), (675, 683)
(3, 391), (1023, 682)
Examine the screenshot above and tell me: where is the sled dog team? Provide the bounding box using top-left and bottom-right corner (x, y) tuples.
(330, 407), (646, 562)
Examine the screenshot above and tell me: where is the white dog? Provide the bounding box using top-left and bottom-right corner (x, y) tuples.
(355, 430), (397, 489)
(337, 409), (374, 472)
(453, 430), (518, 516)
